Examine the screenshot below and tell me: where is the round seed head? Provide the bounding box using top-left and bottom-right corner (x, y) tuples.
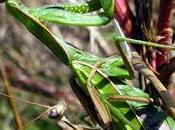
(48, 100), (67, 120)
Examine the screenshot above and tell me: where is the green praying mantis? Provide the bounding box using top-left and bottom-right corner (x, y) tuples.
(1, 0), (175, 129)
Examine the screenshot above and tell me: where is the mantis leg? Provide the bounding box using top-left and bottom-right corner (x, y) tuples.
(85, 61), (139, 130)
(86, 61), (113, 130)
(69, 77), (103, 128)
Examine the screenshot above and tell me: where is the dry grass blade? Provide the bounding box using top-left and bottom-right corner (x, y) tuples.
(131, 51), (175, 118)
(0, 55), (24, 130)
(58, 116), (100, 130)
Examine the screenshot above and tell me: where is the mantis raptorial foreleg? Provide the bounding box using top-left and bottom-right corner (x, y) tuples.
(86, 61), (113, 130)
(69, 77), (101, 124)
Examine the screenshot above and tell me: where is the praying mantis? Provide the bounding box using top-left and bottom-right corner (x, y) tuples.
(1, 0), (175, 129)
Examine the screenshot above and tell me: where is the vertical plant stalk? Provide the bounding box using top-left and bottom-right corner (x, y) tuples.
(0, 0), (5, 3)
(114, 0), (135, 37)
(0, 57), (24, 130)
(154, 0), (173, 70)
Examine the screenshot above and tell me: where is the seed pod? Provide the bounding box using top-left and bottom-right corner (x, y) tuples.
(48, 100), (67, 120)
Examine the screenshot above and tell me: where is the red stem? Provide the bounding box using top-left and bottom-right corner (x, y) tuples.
(159, 58), (175, 85)
(158, 0), (173, 32)
(154, 0), (173, 70)
(114, 0), (134, 37)
(0, 0), (4, 3)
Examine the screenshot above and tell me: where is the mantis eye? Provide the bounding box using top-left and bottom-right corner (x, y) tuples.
(48, 100), (67, 120)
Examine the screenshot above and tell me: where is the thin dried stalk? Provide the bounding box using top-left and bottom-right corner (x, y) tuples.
(0, 56), (24, 130)
(58, 116), (100, 130)
(131, 52), (175, 118)
(87, 27), (113, 55)
(114, 0), (135, 37)
(154, 0), (173, 70)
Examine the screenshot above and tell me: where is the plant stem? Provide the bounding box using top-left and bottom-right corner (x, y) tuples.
(0, 56), (24, 130)
(0, 0), (5, 3)
(114, 36), (175, 49)
(154, 0), (173, 70)
(158, 0), (173, 33)
(132, 52), (175, 118)
(114, 0), (134, 37)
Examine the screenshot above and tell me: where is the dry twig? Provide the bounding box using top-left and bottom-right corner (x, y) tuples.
(0, 55), (24, 130)
(131, 51), (175, 118)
